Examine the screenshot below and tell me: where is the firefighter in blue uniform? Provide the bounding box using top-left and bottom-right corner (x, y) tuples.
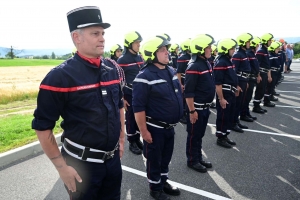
(208, 44), (218, 108)
(214, 38), (240, 148)
(185, 34), (215, 173)
(241, 36), (261, 120)
(117, 31), (144, 155)
(133, 36), (183, 200)
(231, 33), (253, 133)
(32, 6), (125, 199)
(276, 38), (286, 87)
(110, 44), (123, 62)
(267, 41), (281, 102)
(176, 38), (191, 124)
(169, 43), (179, 70)
(253, 33), (275, 113)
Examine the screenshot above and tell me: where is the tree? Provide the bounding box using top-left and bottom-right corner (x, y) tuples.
(42, 55), (49, 59)
(51, 52), (56, 59)
(4, 46), (23, 59)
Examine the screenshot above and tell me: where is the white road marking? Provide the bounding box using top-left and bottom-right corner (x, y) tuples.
(207, 124), (300, 139)
(121, 165), (231, 200)
(276, 176), (300, 194)
(276, 90), (300, 93)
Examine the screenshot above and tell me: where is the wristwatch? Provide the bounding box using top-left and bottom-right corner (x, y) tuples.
(189, 109), (196, 114)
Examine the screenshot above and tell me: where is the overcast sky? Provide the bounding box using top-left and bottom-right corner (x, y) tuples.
(0, 0), (299, 50)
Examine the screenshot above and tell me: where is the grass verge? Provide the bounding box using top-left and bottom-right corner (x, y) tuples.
(0, 113), (63, 153)
(0, 91), (38, 105)
(0, 58), (65, 67)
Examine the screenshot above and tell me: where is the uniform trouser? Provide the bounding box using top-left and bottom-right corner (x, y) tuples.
(253, 72), (268, 106)
(216, 91), (236, 138)
(61, 148), (122, 200)
(266, 71), (278, 97)
(143, 125), (175, 191)
(186, 108), (210, 165)
(124, 94), (140, 142)
(241, 79), (256, 116)
(233, 80), (248, 123)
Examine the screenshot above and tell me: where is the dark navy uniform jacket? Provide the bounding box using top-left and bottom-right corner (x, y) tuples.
(185, 56), (215, 103)
(246, 49), (260, 76)
(117, 50), (144, 95)
(256, 45), (270, 69)
(132, 64), (183, 124)
(278, 49), (285, 67)
(208, 55), (215, 68)
(232, 48), (251, 82)
(32, 54), (123, 151)
(176, 52), (191, 74)
(269, 52), (280, 70)
(170, 52), (178, 69)
(213, 55), (238, 87)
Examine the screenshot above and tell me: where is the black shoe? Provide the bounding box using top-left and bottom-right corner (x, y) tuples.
(217, 138), (232, 148)
(240, 115), (254, 122)
(231, 124), (244, 132)
(150, 190), (170, 200)
(273, 92), (280, 96)
(264, 102), (275, 107)
(270, 96), (278, 101)
(237, 122), (248, 129)
(225, 136), (236, 145)
(210, 102), (216, 108)
(247, 114), (257, 120)
(135, 140), (143, 150)
(179, 116), (187, 124)
(163, 182), (181, 196)
(129, 142), (142, 155)
(252, 106), (265, 114)
(199, 160), (212, 168)
(187, 163), (207, 173)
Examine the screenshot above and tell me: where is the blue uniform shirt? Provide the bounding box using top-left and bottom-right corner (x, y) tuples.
(170, 52), (178, 69)
(208, 55), (215, 68)
(185, 56), (215, 103)
(32, 54), (124, 151)
(256, 45), (270, 69)
(176, 52), (191, 74)
(213, 55), (238, 87)
(269, 52), (280, 70)
(132, 64), (183, 124)
(232, 48), (251, 82)
(278, 49), (285, 67)
(246, 49), (260, 76)
(117, 50), (144, 95)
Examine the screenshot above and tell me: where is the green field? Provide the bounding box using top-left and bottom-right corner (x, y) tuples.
(0, 58), (65, 67)
(0, 113), (63, 153)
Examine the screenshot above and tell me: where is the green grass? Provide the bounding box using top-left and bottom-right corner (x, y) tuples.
(0, 58), (65, 67)
(0, 91), (38, 105)
(0, 113), (63, 153)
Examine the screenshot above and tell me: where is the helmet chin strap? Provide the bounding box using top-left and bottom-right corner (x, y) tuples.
(153, 57), (168, 67)
(128, 44), (138, 54)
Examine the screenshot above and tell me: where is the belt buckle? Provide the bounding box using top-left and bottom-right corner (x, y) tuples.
(105, 150), (115, 160)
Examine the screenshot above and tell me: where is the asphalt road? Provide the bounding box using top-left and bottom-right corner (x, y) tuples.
(1, 63), (300, 200)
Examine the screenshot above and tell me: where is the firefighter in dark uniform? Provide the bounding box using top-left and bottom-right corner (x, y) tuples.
(208, 44), (218, 108)
(117, 31), (144, 155)
(176, 38), (191, 124)
(185, 34), (215, 173)
(267, 41), (282, 101)
(276, 38), (286, 87)
(133, 36), (183, 200)
(241, 36), (261, 120)
(231, 33), (253, 133)
(32, 6), (125, 199)
(110, 44), (123, 62)
(253, 33), (275, 113)
(214, 38), (240, 148)
(169, 43), (179, 70)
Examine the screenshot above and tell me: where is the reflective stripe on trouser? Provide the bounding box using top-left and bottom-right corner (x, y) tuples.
(216, 91), (236, 138)
(143, 125), (175, 191)
(253, 72), (268, 106)
(61, 148), (122, 200)
(233, 80), (248, 123)
(186, 109), (210, 165)
(241, 80), (256, 116)
(124, 94), (140, 142)
(265, 71), (278, 101)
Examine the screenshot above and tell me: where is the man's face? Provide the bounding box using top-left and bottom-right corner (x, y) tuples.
(156, 46), (169, 65)
(175, 47), (179, 55)
(73, 26), (105, 57)
(267, 40), (272, 47)
(131, 41), (141, 52)
(228, 48), (235, 57)
(245, 41), (250, 49)
(204, 45), (212, 59)
(275, 48), (280, 54)
(115, 49), (122, 58)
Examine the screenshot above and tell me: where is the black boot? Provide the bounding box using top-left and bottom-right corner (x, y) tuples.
(129, 142), (142, 155)
(217, 137), (232, 148)
(252, 105), (265, 114)
(150, 190), (170, 200)
(247, 113), (257, 120)
(264, 102), (275, 107)
(237, 121), (248, 129)
(187, 162), (207, 173)
(163, 181), (181, 196)
(231, 123), (244, 133)
(273, 91), (280, 96)
(225, 136), (236, 145)
(135, 140), (143, 150)
(240, 115), (254, 122)
(270, 95), (278, 101)
(199, 160), (212, 168)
